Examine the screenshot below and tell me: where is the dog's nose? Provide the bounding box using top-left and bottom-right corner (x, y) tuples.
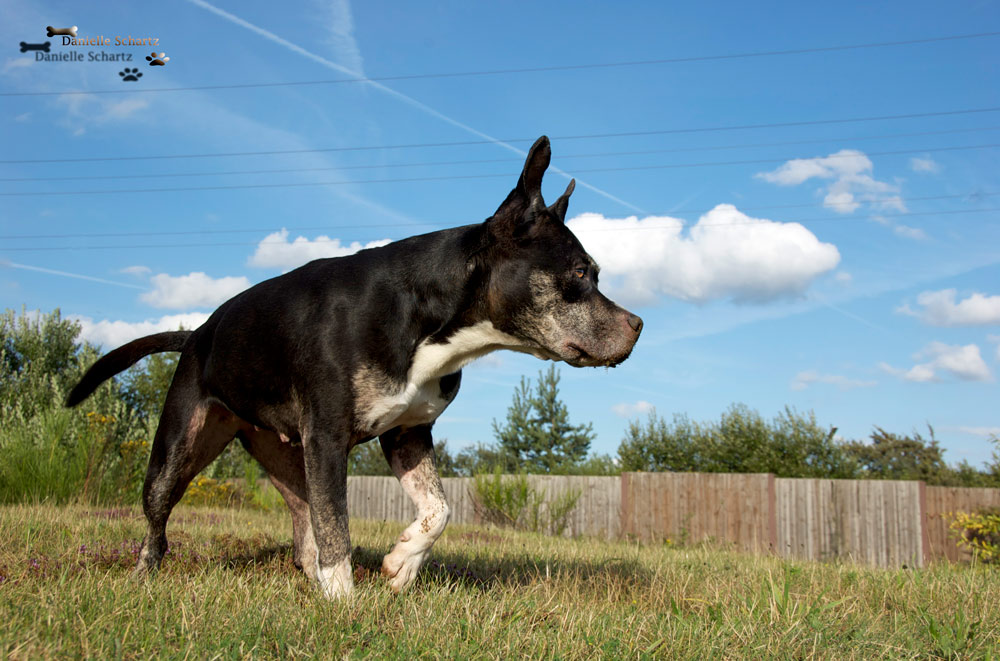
(627, 314), (643, 333)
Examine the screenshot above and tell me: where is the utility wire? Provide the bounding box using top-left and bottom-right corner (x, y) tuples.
(3, 193), (995, 241)
(3, 143), (998, 196)
(3, 30), (998, 97)
(4, 107), (1000, 165)
(3, 207), (996, 252)
(1, 142), (995, 184)
(0, 124), (986, 181)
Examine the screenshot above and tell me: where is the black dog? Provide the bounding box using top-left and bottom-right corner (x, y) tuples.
(68, 136), (642, 598)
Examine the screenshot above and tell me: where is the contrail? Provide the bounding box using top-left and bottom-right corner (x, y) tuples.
(811, 292), (896, 336)
(185, 0), (645, 214)
(2, 260), (147, 289)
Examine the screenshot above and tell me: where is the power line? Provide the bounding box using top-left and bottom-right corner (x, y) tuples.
(4, 107), (1000, 165)
(3, 137), (998, 184)
(3, 30), (998, 98)
(7, 142), (995, 184)
(3, 193), (995, 241)
(4, 143), (997, 196)
(2, 207), (996, 252)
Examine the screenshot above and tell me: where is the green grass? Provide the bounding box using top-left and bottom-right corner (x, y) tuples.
(1, 505), (998, 659)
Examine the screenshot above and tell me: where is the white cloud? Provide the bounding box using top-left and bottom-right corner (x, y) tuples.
(248, 229), (391, 269)
(909, 156), (940, 174)
(755, 149), (904, 214)
(898, 289), (1000, 326)
(790, 370), (877, 391)
(567, 204), (840, 306)
(892, 224), (927, 240)
(612, 400), (655, 418)
(989, 335), (1000, 361)
(53, 93), (150, 134)
(103, 97), (150, 121)
(880, 342), (993, 383)
(2, 57), (33, 74)
(14, 111), (30, 122)
(73, 312), (211, 348)
(121, 265), (152, 277)
(140, 272), (251, 309)
(834, 271), (853, 285)
(872, 214), (926, 241)
(959, 426), (1000, 438)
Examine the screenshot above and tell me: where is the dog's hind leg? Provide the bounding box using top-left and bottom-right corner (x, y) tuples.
(134, 354), (241, 578)
(378, 425), (450, 593)
(239, 431), (316, 579)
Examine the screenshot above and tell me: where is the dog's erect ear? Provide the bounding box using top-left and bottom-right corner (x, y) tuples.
(491, 136), (552, 223)
(520, 136), (551, 206)
(549, 179), (575, 223)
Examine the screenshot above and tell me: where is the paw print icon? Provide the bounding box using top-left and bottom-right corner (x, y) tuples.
(146, 52), (169, 66)
(119, 68), (142, 82)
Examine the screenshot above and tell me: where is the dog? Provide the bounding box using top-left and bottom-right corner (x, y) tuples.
(67, 136), (643, 599)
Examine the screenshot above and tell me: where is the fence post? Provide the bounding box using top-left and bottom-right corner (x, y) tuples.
(620, 472), (632, 539)
(767, 473), (777, 553)
(918, 481), (930, 567)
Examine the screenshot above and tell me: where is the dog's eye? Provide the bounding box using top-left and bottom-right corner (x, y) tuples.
(573, 268), (586, 279)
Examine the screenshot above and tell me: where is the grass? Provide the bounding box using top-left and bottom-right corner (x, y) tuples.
(1, 505), (999, 659)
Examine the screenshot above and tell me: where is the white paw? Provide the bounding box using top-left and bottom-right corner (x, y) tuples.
(381, 547), (429, 593)
(316, 556), (354, 600)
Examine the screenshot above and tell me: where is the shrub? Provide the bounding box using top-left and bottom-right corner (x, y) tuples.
(950, 508), (1000, 563)
(471, 467), (580, 535)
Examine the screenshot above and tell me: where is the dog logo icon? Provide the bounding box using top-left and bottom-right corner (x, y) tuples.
(119, 68), (143, 82)
(145, 52), (169, 66)
(20, 41), (51, 53)
(46, 26), (78, 38)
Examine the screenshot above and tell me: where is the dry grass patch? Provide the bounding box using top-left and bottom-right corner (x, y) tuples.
(1, 504), (998, 659)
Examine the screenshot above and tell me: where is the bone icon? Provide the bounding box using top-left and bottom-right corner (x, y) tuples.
(46, 25), (78, 38)
(20, 41), (51, 53)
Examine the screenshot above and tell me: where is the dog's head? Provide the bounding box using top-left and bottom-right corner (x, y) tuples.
(481, 136), (642, 368)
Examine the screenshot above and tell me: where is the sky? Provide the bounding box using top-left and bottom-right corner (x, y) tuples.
(2, 1), (999, 466)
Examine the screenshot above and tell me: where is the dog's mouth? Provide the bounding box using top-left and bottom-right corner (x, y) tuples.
(566, 342), (592, 362)
(563, 342), (630, 368)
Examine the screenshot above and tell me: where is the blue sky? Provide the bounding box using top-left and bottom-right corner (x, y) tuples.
(2, 1), (999, 465)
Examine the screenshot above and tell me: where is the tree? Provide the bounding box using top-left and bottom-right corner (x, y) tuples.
(120, 352), (178, 420)
(843, 426), (955, 484)
(1, 308), (102, 418)
(348, 441), (393, 475)
(347, 438), (460, 477)
(492, 365), (594, 473)
(617, 405), (856, 478)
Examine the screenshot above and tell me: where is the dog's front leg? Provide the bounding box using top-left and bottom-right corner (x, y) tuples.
(302, 425), (353, 600)
(379, 425), (450, 593)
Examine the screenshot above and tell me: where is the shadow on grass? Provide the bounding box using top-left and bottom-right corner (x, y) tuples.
(350, 544), (651, 592)
(24, 525), (649, 592)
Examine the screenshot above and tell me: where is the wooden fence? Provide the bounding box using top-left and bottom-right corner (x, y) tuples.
(345, 472), (1000, 568)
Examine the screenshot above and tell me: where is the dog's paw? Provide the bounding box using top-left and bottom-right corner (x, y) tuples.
(381, 548), (428, 593)
(316, 557), (354, 600)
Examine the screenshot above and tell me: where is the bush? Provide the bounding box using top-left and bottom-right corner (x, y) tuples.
(471, 466), (581, 535)
(0, 309), (154, 504)
(950, 508), (1000, 563)
(0, 308), (248, 504)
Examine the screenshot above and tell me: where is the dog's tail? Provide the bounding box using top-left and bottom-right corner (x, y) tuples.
(66, 330), (192, 407)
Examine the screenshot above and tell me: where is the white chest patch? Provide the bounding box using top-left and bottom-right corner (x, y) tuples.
(354, 321), (527, 436)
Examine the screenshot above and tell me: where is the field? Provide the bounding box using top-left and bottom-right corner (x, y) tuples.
(1, 504), (998, 659)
